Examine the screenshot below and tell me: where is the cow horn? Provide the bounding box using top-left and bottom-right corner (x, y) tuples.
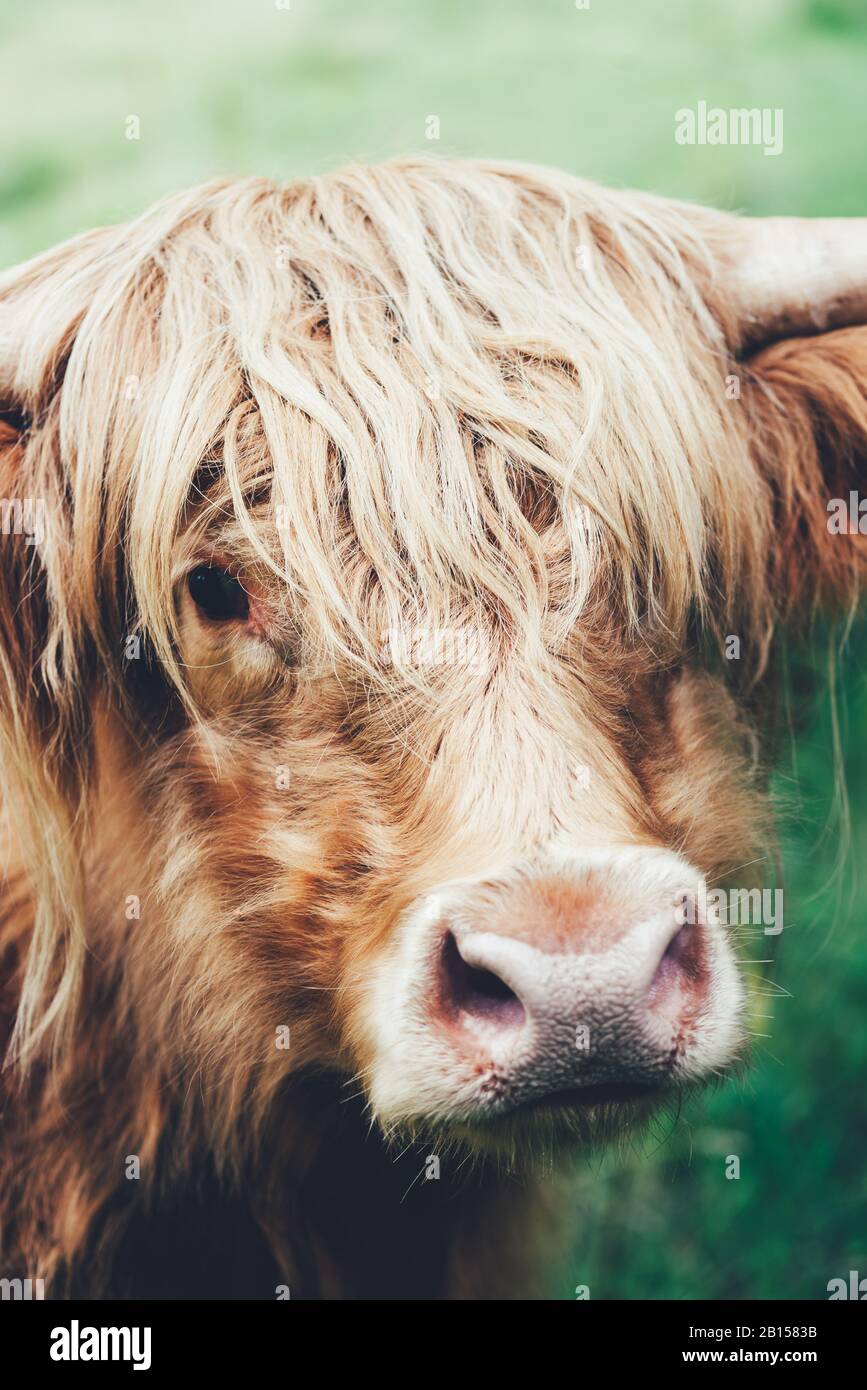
(701, 213), (867, 353)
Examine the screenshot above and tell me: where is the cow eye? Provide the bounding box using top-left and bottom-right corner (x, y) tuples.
(187, 564), (250, 621)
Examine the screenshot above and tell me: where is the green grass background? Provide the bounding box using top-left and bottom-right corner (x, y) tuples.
(1, 0), (865, 1299)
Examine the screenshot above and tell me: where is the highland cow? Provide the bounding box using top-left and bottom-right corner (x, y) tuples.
(0, 159), (865, 1299)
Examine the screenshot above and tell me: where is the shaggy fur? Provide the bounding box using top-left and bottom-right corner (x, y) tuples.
(0, 158), (865, 1299)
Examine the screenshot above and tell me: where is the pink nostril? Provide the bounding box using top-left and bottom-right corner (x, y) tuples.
(439, 932), (526, 1032)
(647, 921), (704, 1013)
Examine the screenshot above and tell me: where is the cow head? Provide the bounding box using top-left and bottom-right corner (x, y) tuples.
(1, 160), (865, 1162)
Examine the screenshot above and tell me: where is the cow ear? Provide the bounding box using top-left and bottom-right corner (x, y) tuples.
(740, 325), (867, 618)
(685, 210), (867, 617)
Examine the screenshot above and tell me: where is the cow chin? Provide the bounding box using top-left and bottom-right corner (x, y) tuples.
(358, 845), (746, 1157)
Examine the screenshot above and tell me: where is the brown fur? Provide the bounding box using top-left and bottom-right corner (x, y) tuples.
(1, 160), (865, 1298)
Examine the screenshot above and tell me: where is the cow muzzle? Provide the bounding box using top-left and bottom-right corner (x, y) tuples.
(364, 847), (745, 1129)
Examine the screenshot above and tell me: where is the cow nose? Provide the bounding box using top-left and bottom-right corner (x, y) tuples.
(434, 897), (705, 1108)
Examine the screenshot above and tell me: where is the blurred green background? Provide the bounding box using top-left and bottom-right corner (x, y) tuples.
(2, 0), (865, 1299)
